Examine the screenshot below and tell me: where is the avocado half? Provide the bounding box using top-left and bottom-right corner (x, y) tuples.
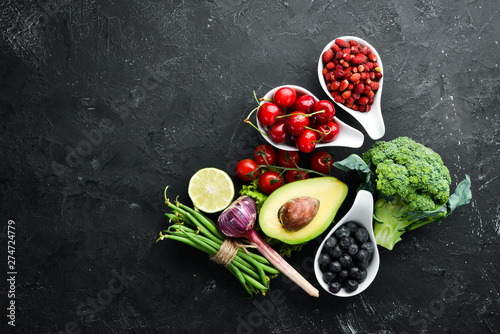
(259, 176), (348, 245)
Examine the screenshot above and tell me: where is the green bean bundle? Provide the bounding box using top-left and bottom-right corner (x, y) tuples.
(157, 196), (279, 296)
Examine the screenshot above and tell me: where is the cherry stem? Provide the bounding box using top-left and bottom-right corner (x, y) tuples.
(244, 118), (269, 138)
(245, 105), (259, 121)
(252, 90), (261, 105)
(305, 124), (333, 143)
(275, 109), (325, 119)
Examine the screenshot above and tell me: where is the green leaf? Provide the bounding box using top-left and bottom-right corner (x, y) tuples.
(445, 174), (472, 218)
(333, 154), (376, 193)
(333, 154), (371, 174)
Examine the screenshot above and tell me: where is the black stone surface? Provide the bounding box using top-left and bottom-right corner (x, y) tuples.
(1, 1), (499, 333)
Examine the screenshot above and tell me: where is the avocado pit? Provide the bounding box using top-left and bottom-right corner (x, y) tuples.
(278, 196), (320, 231)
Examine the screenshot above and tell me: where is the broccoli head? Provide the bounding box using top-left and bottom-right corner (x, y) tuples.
(333, 137), (472, 250)
(363, 137), (452, 212)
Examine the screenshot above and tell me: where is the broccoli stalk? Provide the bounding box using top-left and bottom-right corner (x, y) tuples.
(333, 137), (472, 250)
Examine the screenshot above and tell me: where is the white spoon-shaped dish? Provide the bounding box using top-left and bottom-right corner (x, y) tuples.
(256, 85), (364, 151)
(314, 190), (380, 297)
(318, 36), (385, 140)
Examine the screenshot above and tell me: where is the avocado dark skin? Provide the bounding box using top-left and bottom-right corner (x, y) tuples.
(278, 196), (320, 231)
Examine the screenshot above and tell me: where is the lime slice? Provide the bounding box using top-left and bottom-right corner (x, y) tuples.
(188, 168), (235, 213)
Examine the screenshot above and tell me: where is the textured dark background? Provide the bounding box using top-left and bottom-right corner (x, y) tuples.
(1, 0), (499, 333)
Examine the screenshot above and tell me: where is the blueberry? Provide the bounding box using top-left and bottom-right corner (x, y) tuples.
(320, 264), (328, 272)
(323, 236), (338, 251)
(339, 269), (349, 279)
(339, 253), (353, 268)
(335, 225), (350, 239)
(346, 221), (359, 233)
(344, 279), (359, 292)
(329, 261), (342, 273)
(348, 267), (360, 279)
(354, 228), (369, 243)
(318, 253), (331, 266)
(328, 281), (342, 294)
(357, 259), (370, 269)
(323, 271), (336, 284)
(339, 236), (352, 250)
(355, 249), (368, 263)
(328, 245), (343, 259)
(357, 269), (368, 283)
(347, 243), (359, 256)
(361, 241), (375, 254)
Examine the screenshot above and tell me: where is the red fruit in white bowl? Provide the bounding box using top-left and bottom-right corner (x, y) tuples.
(293, 94), (316, 114)
(273, 87), (297, 109)
(318, 36), (385, 140)
(316, 121), (339, 143)
(313, 100), (335, 124)
(285, 111), (309, 136)
(257, 102), (281, 127)
(255, 85), (364, 151)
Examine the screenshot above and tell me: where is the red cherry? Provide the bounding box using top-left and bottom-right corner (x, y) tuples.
(288, 134), (299, 145)
(268, 123), (289, 144)
(313, 100), (336, 124)
(315, 121), (339, 143)
(284, 111), (309, 136)
(273, 87), (297, 109)
(293, 94), (315, 114)
(274, 109), (287, 124)
(257, 103), (281, 126)
(296, 129), (317, 153)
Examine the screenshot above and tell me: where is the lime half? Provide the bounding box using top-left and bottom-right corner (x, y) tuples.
(188, 168), (235, 213)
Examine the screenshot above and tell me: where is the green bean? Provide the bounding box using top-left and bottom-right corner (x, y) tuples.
(179, 203), (225, 239)
(167, 203), (221, 244)
(227, 263), (252, 295)
(241, 272), (268, 292)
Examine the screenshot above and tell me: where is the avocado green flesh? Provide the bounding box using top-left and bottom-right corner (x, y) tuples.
(258, 177), (348, 245)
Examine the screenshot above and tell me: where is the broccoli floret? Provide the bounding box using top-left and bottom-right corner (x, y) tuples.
(333, 137), (472, 250)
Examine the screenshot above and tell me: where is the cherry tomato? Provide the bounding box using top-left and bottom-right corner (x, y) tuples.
(284, 170), (309, 183)
(254, 144), (276, 166)
(273, 87), (297, 109)
(284, 111), (309, 136)
(310, 151), (333, 174)
(257, 102), (281, 127)
(277, 150), (299, 168)
(293, 94), (316, 114)
(315, 121), (339, 143)
(296, 129), (317, 153)
(258, 171), (284, 194)
(268, 123), (289, 144)
(313, 100), (336, 124)
(235, 159), (259, 181)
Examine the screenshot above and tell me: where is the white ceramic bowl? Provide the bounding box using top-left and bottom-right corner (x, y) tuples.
(314, 190), (380, 297)
(318, 36), (385, 140)
(256, 85), (364, 151)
